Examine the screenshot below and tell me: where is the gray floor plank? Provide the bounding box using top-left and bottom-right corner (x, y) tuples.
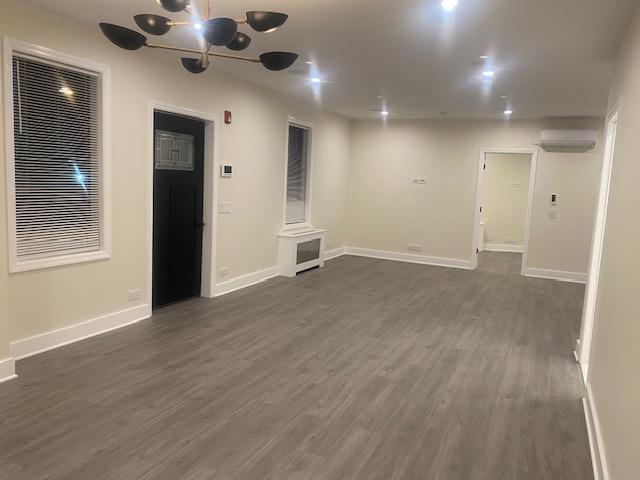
(0, 252), (592, 479)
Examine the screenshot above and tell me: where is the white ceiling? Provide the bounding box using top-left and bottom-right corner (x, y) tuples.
(28, 0), (638, 119)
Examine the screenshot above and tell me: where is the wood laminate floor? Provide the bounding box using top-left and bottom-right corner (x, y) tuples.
(0, 253), (592, 479)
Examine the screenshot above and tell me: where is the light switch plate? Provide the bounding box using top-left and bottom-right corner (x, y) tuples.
(219, 201), (232, 214)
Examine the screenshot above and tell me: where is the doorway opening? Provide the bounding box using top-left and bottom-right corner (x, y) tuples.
(472, 148), (538, 274)
(148, 105), (218, 310)
(577, 108), (618, 381)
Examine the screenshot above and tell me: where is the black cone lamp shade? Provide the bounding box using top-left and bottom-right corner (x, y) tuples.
(134, 14), (172, 35)
(245, 12), (288, 32)
(99, 2), (297, 74)
(226, 32), (251, 51)
(99, 23), (147, 50)
(158, 0), (190, 13)
(203, 18), (238, 46)
(181, 57), (208, 73)
(259, 52), (298, 71)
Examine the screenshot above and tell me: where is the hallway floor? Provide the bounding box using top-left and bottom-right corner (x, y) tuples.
(0, 252), (592, 479)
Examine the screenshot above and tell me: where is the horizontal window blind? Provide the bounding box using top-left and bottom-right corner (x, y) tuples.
(12, 54), (102, 261)
(285, 125), (309, 224)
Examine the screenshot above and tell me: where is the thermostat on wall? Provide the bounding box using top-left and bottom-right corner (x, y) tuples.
(220, 164), (233, 177)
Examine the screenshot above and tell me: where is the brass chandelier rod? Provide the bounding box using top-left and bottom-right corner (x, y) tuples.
(172, 0), (231, 66)
(146, 42), (261, 63)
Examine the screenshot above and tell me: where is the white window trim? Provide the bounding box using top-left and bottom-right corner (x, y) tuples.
(282, 116), (314, 231)
(3, 38), (111, 273)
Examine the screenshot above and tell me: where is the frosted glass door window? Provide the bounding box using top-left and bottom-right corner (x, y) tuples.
(155, 130), (194, 171)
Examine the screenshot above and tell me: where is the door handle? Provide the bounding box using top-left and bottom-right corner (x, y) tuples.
(195, 220), (206, 230)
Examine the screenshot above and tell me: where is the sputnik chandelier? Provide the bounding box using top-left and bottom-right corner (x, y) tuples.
(99, 0), (298, 73)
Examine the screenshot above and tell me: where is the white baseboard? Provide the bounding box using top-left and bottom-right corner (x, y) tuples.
(214, 266), (279, 297)
(325, 247), (346, 260)
(10, 304), (151, 360)
(524, 267), (587, 284)
(583, 382), (609, 480)
(345, 247), (473, 270)
(0, 357), (17, 383)
(483, 243), (524, 253)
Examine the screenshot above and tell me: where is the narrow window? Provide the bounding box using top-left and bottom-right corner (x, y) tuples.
(285, 123), (311, 225)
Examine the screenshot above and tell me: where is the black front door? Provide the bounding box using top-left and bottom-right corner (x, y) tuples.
(153, 111), (205, 309)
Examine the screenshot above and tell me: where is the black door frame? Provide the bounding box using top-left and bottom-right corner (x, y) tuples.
(147, 103), (218, 311)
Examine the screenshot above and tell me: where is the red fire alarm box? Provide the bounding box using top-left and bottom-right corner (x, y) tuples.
(224, 110), (232, 124)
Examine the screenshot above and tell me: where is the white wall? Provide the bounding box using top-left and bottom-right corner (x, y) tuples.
(0, 1), (606, 375)
(347, 118), (603, 273)
(587, 3), (640, 478)
(0, 0), (351, 346)
(482, 153), (531, 249)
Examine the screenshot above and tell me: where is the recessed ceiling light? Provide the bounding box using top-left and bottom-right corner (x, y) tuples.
(193, 22), (202, 31)
(482, 71), (495, 78)
(504, 110), (513, 115)
(310, 77), (321, 84)
(479, 55), (489, 59)
(441, 0), (458, 11)
(500, 95), (508, 98)
(59, 86), (74, 96)
(380, 110), (389, 116)
(305, 61), (313, 65)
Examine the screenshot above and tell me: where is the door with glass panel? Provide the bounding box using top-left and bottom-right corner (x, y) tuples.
(152, 111), (204, 308)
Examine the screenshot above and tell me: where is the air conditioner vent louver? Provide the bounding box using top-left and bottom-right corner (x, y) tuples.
(539, 130), (597, 149)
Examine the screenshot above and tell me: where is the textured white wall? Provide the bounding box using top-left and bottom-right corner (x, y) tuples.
(0, 0), (351, 343)
(587, 3), (640, 479)
(347, 118), (603, 272)
(482, 153), (531, 248)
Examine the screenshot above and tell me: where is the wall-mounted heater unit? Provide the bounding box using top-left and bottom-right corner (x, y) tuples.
(278, 229), (326, 277)
(538, 130), (597, 149)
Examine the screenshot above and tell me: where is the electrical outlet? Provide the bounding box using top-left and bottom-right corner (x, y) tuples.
(407, 244), (422, 252)
(219, 267), (229, 277)
(128, 289), (141, 301)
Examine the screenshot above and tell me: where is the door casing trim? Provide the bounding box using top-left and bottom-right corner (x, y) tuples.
(577, 105), (619, 380)
(471, 148), (539, 275)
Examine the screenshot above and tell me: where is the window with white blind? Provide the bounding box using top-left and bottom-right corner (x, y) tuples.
(5, 40), (111, 272)
(284, 120), (312, 227)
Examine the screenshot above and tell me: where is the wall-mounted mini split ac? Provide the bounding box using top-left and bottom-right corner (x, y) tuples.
(537, 130), (597, 149)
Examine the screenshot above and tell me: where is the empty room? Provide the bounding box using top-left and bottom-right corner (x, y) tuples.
(0, 0), (639, 479)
